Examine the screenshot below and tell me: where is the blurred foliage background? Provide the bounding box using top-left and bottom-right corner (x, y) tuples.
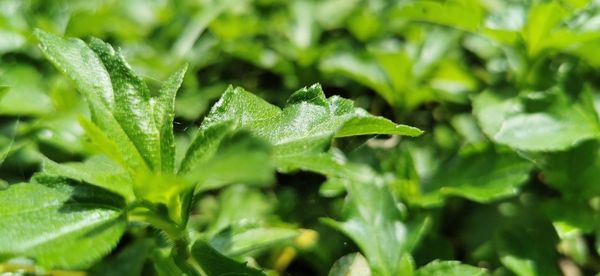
(3, 0), (600, 275)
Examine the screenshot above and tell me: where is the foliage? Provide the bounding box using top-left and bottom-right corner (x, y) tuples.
(1, 0), (600, 275)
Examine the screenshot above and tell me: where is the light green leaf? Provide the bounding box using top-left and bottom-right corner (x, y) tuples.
(522, 2), (568, 57)
(0, 174), (126, 268)
(42, 155), (134, 201)
(328, 253), (372, 276)
(186, 131), (274, 192)
(392, 1), (483, 32)
(210, 227), (299, 257)
(320, 53), (396, 104)
(415, 260), (486, 276)
(182, 84), (421, 172)
(336, 115), (422, 137)
(191, 240), (265, 276)
(35, 29), (148, 172)
(151, 248), (185, 276)
(206, 185), (273, 236)
(473, 89), (600, 151)
(87, 37), (161, 170)
(420, 149), (532, 205)
(154, 65), (188, 173)
(34, 30), (114, 112)
(322, 168), (430, 276)
(0, 65), (52, 116)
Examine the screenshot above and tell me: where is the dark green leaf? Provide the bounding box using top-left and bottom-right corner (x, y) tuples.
(191, 240), (265, 276)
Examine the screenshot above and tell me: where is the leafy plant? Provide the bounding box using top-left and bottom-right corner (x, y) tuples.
(0, 30), (426, 275)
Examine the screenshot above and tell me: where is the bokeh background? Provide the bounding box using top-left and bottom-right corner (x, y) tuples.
(2, 0), (600, 275)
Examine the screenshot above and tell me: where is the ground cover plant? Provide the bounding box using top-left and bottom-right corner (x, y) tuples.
(2, 0), (600, 275)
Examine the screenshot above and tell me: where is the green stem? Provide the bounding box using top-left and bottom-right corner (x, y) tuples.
(127, 202), (201, 274)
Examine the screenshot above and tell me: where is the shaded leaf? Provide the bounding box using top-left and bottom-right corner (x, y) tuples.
(42, 155), (134, 201)
(322, 168), (430, 276)
(0, 175), (126, 268)
(191, 240), (265, 276)
(495, 225), (560, 276)
(419, 149), (532, 205)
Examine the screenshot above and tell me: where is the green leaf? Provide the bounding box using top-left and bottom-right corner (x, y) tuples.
(0, 174), (126, 268)
(320, 53), (396, 105)
(336, 115), (422, 138)
(392, 1), (483, 32)
(35, 29), (148, 172)
(495, 225), (560, 276)
(210, 227), (299, 257)
(151, 248), (185, 276)
(322, 168), (430, 276)
(42, 155), (135, 201)
(182, 84), (421, 172)
(87, 37), (161, 170)
(184, 131), (274, 192)
(0, 65), (52, 116)
(90, 239), (154, 276)
(473, 89), (600, 151)
(191, 240), (265, 276)
(328, 253), (372, 276)
(415, 260), (486, 276)
(419, 149), (532, 205)
(206, 185), (273, 236)
(154, 65), (187, 173)
(543, 198), (600, 234)
(521, 140), (600, 198)
(522, 2), (568, 57)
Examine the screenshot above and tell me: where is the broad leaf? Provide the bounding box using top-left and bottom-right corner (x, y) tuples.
(210, 227), (299, 257)
(0, 175), (126, 268)
(521, 140), (600, 198)
(43, 155), (134, 201)
(392, 1), (483, 32)
(495, 225), (560, 276)
(91, 239), (154, 276)
(419, 148), (532, 205)
(322, 167), (430, 276)
(184, 131), (274, 192)
(87, 38), (160, 170)
(181, 84), (422, 172)
(191, 240), (265, 276)
(35, 30), (148, 172)
(473, 89), (600, 151)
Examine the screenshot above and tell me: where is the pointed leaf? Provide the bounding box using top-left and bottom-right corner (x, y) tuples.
(88, 38), (161, 170)
(43, 155), (134, 201)
(154, 65), (187, 173)
(182, 84), (422, 172)
(35, 30), (147, 171)
(191, 240), (265, 276)
(0, 175), (126, 268)
(322, 168), (430, 276)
